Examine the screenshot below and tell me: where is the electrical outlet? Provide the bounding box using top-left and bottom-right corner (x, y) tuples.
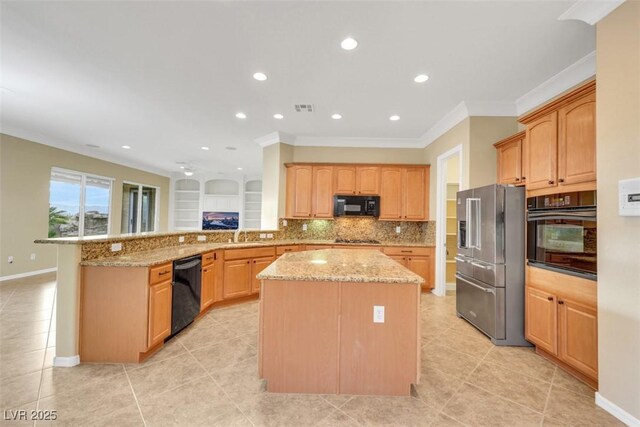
(7, 256), (14, 264)
(283, 219), (288, 227)
(30, 253), (36, 261)
(179, 236), (185, 243)
(260, 233), (266, 238)
(302, 224), (308, 231)
(267, 233), (273, 238)
(197, 235), (206, 242)
(396, 226), (401, 234)
(111, 243), (122, 252)
(373, 306), (385, 323)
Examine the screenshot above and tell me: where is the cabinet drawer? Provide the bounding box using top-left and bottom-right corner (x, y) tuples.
(276, 245), (300, 256)
(383, 246), (431, 257)
(149, 263), (173, 285)
(202, 251), (216, 266)
(304, 245), (333, 251)
(224, 246), (275, 260)
(333, 245), (384, 252)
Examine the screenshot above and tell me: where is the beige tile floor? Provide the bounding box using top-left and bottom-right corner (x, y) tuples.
(0, 273), (624, 426)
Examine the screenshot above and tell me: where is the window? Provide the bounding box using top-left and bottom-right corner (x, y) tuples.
(121, 182), (158, 234)
(49, 168), (112, 237)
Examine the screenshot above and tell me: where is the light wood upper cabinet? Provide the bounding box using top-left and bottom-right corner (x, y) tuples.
(334, 166), (357, 195)
(525, 112), (558, 190)
(356, 166), (380, 195)
(525, 286), (557, 355)
(148, 280), (172, 349)
(379, 166), (429, 221)
(312, 166), (334, 218)
(558, 298), (598, 380)
(494, 131), (526, 185)
(404, 167), (429, 220)
(286, 165), (313, 218)
(558, 92), (596, 185)
(519, 81), (596, 194)
(379, 168), (403, 219)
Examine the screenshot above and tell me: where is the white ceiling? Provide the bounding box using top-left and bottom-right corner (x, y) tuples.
(1, 1), (595, 176)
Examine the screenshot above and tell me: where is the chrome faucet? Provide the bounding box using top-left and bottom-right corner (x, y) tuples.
(233, 229), (241, 243)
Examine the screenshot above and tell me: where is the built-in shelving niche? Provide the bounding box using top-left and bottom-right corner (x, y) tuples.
(173, 178), (201, 230)
(244, 180), (262, 229)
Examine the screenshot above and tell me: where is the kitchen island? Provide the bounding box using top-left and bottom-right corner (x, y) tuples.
(257, 249), (423, 396)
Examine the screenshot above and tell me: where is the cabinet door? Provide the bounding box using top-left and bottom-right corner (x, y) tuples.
(356, 167), (380, 195)
(404, 168), (429, 220)
(223, 259), (252, 299)
(496, 139), (523, 185)
(251, 257), (275, 294)
(312, 166), (334, 218)
(334, 166), (357, 195)
(526, 112), (558, 190)
(558, 298), (598, 379)
(148, 281), (172, 348)
(286, 165), (313, 218)
(525, 286), (557, 355)
(201, 265), (215, 311)
(558, 92), (596, 186)
(379, 168), (403, 220)
(390, 256), (407, 266)
(406, 256), (432, 289)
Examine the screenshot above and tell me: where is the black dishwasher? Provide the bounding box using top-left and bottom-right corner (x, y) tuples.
(171, 255), (202, 337)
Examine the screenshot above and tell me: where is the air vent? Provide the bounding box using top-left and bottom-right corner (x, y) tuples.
(294, 104), (314, 113)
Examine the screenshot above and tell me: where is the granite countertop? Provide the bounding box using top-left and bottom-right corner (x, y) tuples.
(257, 249), (424, 285)
(80, 240), (434, 267)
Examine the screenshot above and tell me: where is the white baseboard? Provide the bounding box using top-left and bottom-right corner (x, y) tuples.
(53, 355), (80, 367)
(0, 268), (57, 282)
(446, 282), (456, 291)
(596, 392), (640, 427)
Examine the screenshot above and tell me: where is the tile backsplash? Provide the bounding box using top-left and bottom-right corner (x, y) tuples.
(279, 218), (435, 244)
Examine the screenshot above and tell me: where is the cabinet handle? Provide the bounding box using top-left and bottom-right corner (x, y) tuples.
(158, 270), (170, 276)
(353, 191), (356, 194)
(547, 296), (553, 301)
(401, 250), (413, 253)
(522, 176), (526, 180)
(408, 258), (412, 261)
(559, 178), (565, 183)
(548, 180), (555, 184)
(558, 300), (564, 305)
(247, 261), (250, 264)
(515, 178), (520, 182)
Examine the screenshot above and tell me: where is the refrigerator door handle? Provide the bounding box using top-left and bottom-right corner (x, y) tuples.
(468, 198), (481, 250)
(471, 261), (492, 270)
(454, 256), (470, 263)
(455, 274), (495, 294)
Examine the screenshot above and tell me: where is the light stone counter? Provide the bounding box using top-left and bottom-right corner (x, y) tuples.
(257, 248), (424, 285)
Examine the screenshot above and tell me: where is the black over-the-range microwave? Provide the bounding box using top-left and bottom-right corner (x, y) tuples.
(333, 195), (380, 217)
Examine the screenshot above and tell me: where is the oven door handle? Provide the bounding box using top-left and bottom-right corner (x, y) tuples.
(527, 210), (596, 222)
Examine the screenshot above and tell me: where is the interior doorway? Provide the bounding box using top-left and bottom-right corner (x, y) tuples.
(434, 145), (463, 297)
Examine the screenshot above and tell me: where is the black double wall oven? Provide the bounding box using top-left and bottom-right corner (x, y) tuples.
(526, 190), (597, 280)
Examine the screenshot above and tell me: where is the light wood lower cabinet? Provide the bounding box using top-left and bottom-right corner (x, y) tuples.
(251, 257), (276, 294)
(201, 263), (215, 310)
(383, 247), (434, 290)
(148, 280), (172, 348)
(525, 266), (597, 385)
(223, 259), (252, 299)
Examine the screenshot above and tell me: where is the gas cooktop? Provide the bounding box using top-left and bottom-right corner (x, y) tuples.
(334, 238), (381, 245)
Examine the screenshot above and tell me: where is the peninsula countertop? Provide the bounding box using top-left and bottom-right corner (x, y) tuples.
(79, 240), (434, 267)
(256, 248), (425, 285)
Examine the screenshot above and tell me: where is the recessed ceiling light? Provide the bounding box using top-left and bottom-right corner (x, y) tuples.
(121, 145), (131, 149)
(273, 113), (284, 120)
(331, 113), (342, 120)
(201, 146), (210, 151)
(235, 112), (247, 119)
(184, 171), (194, 176)
(225, 146), (237, 151)
(179, 166), (185, 169)
(253, 72), (267, 81)
(389, 115), (400, 121)
(340, 37), (358, 51)
(414, 74), (429, 83)
(237, 167), (243, 171)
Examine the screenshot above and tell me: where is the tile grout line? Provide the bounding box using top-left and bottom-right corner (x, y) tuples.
(34, 284), (57, 427)
(539, 367), (557, 426)
(122, 363), (148, 427)
(177, 338), (257, 427)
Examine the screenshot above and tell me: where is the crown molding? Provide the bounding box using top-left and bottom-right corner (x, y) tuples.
(1, 126), (171, 177)
(255, 131), (296, 148)
(465, 101), (517, 116)
(421, 102), (469, 147)
(558, 0), (626, 25)
(516, 51), (595, 116)
(293, 136), (424, 149)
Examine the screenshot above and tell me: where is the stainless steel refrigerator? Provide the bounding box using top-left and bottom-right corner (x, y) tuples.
(455, 184), (530, 346)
